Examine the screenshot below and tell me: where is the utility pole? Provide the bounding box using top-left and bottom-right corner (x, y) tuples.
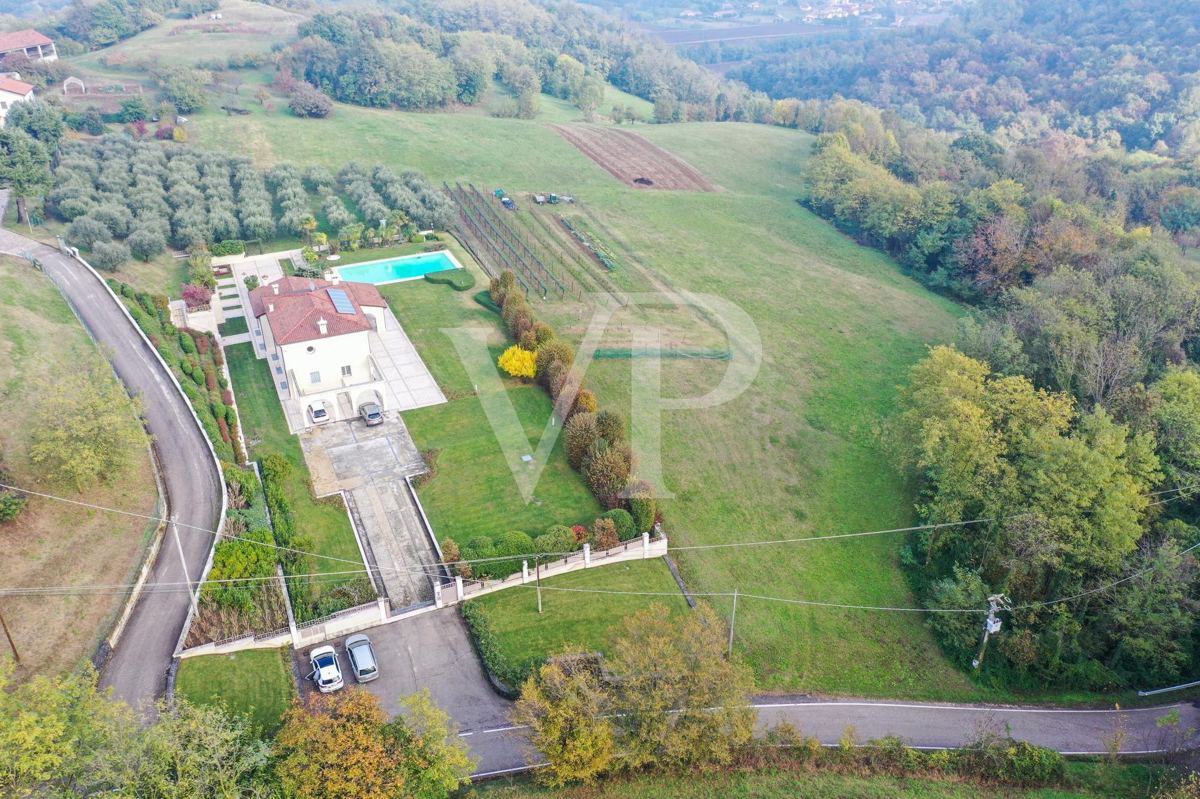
(727, 589), (739, 658)
(0, 604), (19, 663)
(171, 516), (198, 615)
(971, 593), (1010, 670)
(535, 555), (543, 614)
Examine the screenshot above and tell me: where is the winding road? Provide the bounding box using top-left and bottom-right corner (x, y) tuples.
(0, 211), (223, 711)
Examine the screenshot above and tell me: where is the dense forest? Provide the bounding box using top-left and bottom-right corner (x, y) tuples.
(277, 0), (775, 121)
(791, 93), (1200, 687)
(733, 0), (1200, 153)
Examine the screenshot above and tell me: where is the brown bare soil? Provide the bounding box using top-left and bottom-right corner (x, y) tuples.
(548, 125), (718, 192)
(0, 257), (158, 680)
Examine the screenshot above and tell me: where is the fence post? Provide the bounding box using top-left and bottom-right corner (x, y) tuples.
(434, 580), (443, 609)
(583, 543), (591, 567)
(455, 575), (464, 602)
(378, 597), (388, 623)
(522, 560), (529, 584)
(642, 532), (650, 559)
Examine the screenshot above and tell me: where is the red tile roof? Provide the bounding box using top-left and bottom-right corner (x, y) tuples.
(0, 76), (34, 96)
(249, 276), (386, 345)
(0, 29), (53, 53)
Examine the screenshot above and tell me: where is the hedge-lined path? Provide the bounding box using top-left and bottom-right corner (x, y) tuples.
(0, 199), (224, 712)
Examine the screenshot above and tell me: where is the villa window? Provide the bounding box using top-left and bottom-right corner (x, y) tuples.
(310, 371), (321, 384)
(341, 365), (352, 376)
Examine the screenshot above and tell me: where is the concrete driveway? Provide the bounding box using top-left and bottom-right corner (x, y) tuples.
(294, 607), (520, 773)
(301, 415), (438, 610)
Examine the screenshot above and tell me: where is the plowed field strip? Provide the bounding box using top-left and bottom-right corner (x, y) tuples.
(548, 125), (717, 192)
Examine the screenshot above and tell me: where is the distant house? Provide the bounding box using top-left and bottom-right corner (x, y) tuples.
(0, 30), (57, 62)
(748, 1), (762, 9)
(678, 9), (702, 17)
(0, 76), (35, 127)
(249, 276), (390, 426)
(712, 8), (739, 18)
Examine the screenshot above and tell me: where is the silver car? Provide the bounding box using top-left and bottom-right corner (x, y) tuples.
(345, 634), (379, 682)
(358, 402), (384, 426)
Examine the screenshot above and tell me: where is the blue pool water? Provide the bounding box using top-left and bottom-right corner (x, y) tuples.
(334, 251), (460, 285)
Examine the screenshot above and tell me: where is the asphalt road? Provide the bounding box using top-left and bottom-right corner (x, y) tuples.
(0, 218), (223, 711)
(293, 605), (1200, 777)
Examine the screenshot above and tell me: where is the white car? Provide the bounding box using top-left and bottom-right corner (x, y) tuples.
(308, 403), (331, 425)
(307, 645), (343, 693)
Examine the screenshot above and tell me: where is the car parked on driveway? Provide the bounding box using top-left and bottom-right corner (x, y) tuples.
(345, 634), (379, 682)
(307, 645), (343, 692)
(358, 402), (384, 426)
(309, 401), (331, 425)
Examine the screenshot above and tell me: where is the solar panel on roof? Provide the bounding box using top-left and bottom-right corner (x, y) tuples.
(328, 288), (356, 315)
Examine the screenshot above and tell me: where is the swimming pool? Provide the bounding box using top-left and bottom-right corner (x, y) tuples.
(334, 250), (462, 285)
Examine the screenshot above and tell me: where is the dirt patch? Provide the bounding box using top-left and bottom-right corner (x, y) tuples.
(548, 125), (718, 192)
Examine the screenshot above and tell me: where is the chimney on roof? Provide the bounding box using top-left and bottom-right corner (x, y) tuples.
(267, 302), (274, 313)
(317, 317), (328, 336)
(272, 282), (280, 295)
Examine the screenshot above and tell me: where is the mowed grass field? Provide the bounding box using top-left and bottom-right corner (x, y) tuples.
(70, 0), (304, 70)
(183, 98), (975, 697)
(176, 647), (295, 737)
(378, 246), (601, 544)
(0, 257), (159, 680)
(469, 559), (690, 681)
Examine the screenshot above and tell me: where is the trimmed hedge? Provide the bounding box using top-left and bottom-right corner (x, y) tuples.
(473, 290), (502, 314)
(461, 600), (526, 695)
(211, 239), (246, 257)
(424, 267), (476, 291)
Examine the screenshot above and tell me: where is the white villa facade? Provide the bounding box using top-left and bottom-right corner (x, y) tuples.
(249, 275), (391, 426)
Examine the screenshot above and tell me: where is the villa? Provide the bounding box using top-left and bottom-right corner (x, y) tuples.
(249, 275), (395, 427)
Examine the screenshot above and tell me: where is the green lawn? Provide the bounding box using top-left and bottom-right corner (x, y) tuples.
(468, 762), (1163, 799)
(468, 559), (688, 680)
(186, 106), (979, 700)
(175, 648), (295, 737)
(218, 316), (249, 337)
(378, 249), (601, 545)
(225, 342), (364, 597)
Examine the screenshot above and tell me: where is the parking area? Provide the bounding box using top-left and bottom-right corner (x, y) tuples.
(293, 607), (512, 730)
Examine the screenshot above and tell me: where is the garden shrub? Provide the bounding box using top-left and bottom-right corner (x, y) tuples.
(596, 410), (625, 444)
(261, 453), (293, 484)
(589, 518), (619, 551)
(573, 388), (598, 416)
(533, 321), (554, 345)
(584, 443), (633, 510)
(628, 479), (657, 535)
(534, 525), (578, 556)
(474, 290), (502, 314)
(210, 239), (245, 257)
(498, 345), (536, 379)
(564, 412), (599, 470)
(179, 331), (197, 354)
(601, 509), (636, 541)
(536, 340), (574, 388)
(497, 530), (535, 558)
